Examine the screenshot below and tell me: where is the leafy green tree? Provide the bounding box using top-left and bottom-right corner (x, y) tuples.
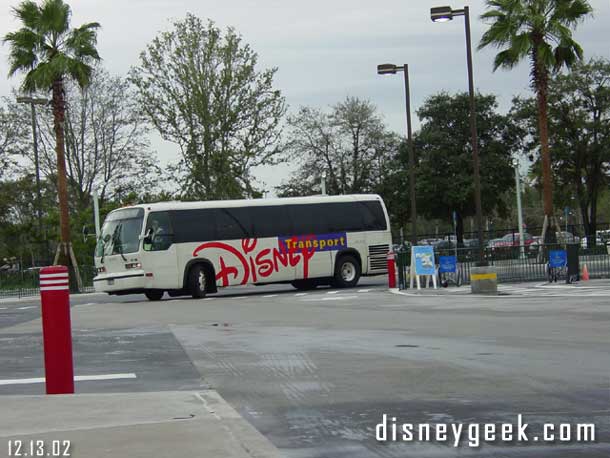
(414, 92), (518, 243)
(130, 15), (286, 200)
(511, 58), (610, 245)
(0, 174), (57, 266)
(479, 0), (593, 243)
(277, 97), (400, 197)
(0, 101), (28, 178)
(3, 0), (100, 270)
(14, 67), (162, 212)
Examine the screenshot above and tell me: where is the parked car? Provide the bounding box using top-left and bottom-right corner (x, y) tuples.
(487, 233), (535, 249)
(581, 236), (601, 249)
(419, 238), (442, 246)
(556, 231), (579, 244)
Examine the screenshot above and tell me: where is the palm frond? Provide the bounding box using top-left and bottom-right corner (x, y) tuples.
(22, 62), (52, 92)
(493, 48), (520, 70)
(65, 22), (101, 60)
(65, 57), (93, 88)
(510, 32), (532, 57)
(6, 45), (38, 77)
(3, 28), (42, 51)
(553, 39), (584, 70)
(39, 0), (70, 35)
(479, 0), (527, 50)
(553, 0), (593, 26)
(11, 1), (41, 31)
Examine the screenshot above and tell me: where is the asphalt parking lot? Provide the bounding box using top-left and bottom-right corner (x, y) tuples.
(0, 278), (609, 457)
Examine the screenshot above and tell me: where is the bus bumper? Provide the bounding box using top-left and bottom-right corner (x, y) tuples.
(93, 271), (147, 294)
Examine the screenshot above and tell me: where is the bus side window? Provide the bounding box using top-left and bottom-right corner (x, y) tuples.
(144, 211), (173, 251)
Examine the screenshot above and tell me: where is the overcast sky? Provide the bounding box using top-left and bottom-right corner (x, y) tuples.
(1, 0), (609, 192)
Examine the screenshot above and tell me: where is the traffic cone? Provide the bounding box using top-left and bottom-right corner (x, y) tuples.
(582, 264), (590, 281)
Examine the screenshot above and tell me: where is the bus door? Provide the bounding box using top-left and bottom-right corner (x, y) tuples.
(141, 211), (179, 289)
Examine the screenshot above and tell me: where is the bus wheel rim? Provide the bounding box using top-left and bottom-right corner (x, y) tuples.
(341, 262), (355, 282)
(198, 271), (206, 291)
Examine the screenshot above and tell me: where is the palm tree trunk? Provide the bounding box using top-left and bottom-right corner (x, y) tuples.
(533, 58), (556, 244)
(52, 78), (71, 267)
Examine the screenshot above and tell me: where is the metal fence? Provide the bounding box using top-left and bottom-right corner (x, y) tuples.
(395, 243), (610, 287)
(394, 223), (610, 249)
(0, 266), (97, 299)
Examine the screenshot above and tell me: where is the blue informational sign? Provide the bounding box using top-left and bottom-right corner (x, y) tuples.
(412, 245), (436, 276)
(549, 250), (567, 268)
(438, 255), (457, 273)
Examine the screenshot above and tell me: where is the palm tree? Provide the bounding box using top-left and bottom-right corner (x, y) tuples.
(478, 0), (592, 243)
(4, 0), (100, 279)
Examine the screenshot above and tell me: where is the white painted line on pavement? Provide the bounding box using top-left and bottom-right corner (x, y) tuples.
(305, 295), (358, 302)
(203, 298), (214, 301)
(0, 373), (137, 386)
(358, 289), (371, 293)
(295, 293), (307, 296)
(17, 306), (36, 310)
(0, 307), (7, 310)
(263, 295), (278, 298)
(327, 291), (339, 295)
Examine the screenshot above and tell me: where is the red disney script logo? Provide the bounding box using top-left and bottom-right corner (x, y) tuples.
(192, 238), (316, 287)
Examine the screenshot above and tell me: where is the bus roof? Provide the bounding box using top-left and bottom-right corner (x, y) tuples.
(112, 194), (384, 213)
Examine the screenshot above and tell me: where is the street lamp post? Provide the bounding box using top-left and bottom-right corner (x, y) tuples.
(513, 158), (526, 259)
(17, 96), (49, 263)
(431, 5), (485, 265)
(377, 63), (417, 246)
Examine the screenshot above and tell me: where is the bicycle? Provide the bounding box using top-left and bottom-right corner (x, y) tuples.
(546, 249), (577, 284)
(546, 262), (566, 283)
(438, 255), (463, 287)
(439, 268), (463, 287)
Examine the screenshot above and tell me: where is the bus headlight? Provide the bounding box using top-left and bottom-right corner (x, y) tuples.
(125, 262), (142, 269)
(97, 266), (106, 274)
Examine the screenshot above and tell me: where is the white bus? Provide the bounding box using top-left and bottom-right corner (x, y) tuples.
(93, 194), (391, 300)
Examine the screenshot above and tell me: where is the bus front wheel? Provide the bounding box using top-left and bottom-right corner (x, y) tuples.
(145, 290), (164, 301)
(333, 255), (361, 288)
(189, 264), (209, 298)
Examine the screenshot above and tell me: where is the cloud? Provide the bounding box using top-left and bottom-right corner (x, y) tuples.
(1, 0), (608, 190)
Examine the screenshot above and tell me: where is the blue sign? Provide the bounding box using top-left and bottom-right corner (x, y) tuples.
(549, 250), (567, 268)
(438, 255), (457, 273)
(278, 233), (347, 252)
(412, 245), (436, 276)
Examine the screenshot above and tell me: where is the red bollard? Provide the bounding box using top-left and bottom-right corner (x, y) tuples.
(387, 251), (397, 288)
(39, 266), (74, 394)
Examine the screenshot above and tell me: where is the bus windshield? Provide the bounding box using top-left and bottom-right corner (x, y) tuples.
(95, 208), (144, 257)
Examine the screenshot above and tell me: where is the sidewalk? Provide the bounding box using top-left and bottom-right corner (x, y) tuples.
(0, 390), (282, 458)
(390, 278), (610, 297)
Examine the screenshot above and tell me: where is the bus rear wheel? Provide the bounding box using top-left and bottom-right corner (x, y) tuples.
(189, 264), (209, 298)
(145, 290), (164, 301)
(333, 255), (361, 288)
